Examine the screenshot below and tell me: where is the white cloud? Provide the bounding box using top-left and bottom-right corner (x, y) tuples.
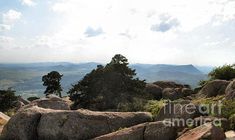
(20, 0), (36, 6)
(1, 0), (235, 65)
(0, 24), (11, 31)
(3, 10), (22, 25)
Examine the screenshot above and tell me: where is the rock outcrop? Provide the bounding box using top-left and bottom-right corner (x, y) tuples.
(193, 116), (229, 131)
(162, 88), (182, 100)
(198, 80), (230, 97)
(145, 83), (162, 100)
(225, 130), (235, 140)
(93, 121), (177, 140)
(225, 80), (235, 100)
(155, 100), (200, 127)
(1, 106), (152, 140)
(177, 123), (226, 140)
(20, 95), (70, 111)
(0, 112), (10, 136)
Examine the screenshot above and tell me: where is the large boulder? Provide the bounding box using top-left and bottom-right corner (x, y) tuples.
(0, 112), (10, 136)
(145, 83), (162, 100)
(0, 112), (10, 126)
(155, 100), (200, 127)
(177, 123), (226, 140)
(162, 88), (183, 100)
(1, 107), (47, 140)
(93, 121), (177, 140)
(194, 116), (229, 131)
(1, 107), (152, 140)
(144, 121), (177, 140)
(20, 95), (70, 111)
(93, 123), (147, 140)
(225, 130), (235, 140)
(225, 80), (235, 100)
(198, 80), (230, 97)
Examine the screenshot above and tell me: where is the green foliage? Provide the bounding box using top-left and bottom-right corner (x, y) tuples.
(0, 88), (17, 112)
(117, 98), (147, 112)
(42, 71), (63, 97)
(209, 64), (235, 81)
(27, 96), (39, 102)
(144, 100), (165, 117)
(221, 100), (235, 118)
(68, 54), (146, 110)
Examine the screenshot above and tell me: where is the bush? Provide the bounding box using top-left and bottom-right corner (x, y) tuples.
(0, 89), (17, 112)
(117, 98), (147, 112)
(144, 100), (165, 117)
(209, 64), (235, 81)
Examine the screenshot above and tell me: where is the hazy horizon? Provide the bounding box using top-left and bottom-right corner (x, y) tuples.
(1, 0), (235, 66)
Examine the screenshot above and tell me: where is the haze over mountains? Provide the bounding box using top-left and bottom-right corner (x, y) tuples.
(0, 62), (211, 98)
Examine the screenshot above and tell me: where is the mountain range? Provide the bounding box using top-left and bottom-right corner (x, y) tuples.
(0, 62), (212, 98)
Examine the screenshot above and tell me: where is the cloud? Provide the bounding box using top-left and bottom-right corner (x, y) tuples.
(151, 14), (180, 32)
(84, 27), (104, 37)
(0, 24), (11, 31)
(0, 36), (14, 48)
(3, 10), (22, 25)
(20, 0), (36, 6)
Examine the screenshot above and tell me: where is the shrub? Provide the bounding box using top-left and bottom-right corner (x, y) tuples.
(144, 100), (165, 117)
(0, 89), (17, 112)
(209, 64), (235, 81)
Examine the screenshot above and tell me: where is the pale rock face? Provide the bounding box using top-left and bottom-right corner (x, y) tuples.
(198, 80), (230, 97)
(19, 96), (71, 111)
(1, 106), (152, 140)
(225, 80), (235, 100)
(177, 123), (226, 140)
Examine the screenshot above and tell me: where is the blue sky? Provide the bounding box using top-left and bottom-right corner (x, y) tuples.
(0, 0), (235, 66)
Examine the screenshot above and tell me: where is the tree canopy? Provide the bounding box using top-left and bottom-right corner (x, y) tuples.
(68, 54), (146, 110)
(42, 71), (63, 97)
(0, 88), (17, 112)
(209, 64), (235, 81)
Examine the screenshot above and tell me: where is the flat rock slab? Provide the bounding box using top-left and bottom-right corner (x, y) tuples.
(1, 106), (152, 140)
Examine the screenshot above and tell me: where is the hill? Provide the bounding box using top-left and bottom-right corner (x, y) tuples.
(0, 63), (207, 98)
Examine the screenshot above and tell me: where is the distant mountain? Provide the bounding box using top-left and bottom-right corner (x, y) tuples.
(131, 64), (207, 87)
(0, 62), (208, 98)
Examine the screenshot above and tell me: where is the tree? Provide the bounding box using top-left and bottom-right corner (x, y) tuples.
(209, 64), (235, 81)
(42, 71), (63, 97)
(0, 88), (17, 112)
(68, 54), (146, 110)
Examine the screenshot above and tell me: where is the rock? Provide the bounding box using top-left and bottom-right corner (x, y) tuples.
(153, 81), (185, 89)
(225, 80), (235, 100)
(225, 130), (235, 140)
(162, 88), (183, 100)
(92, 123), (147, 140)
(145, 83), (162, 100)
(0, 112), (10, 126)
(17, 96), (30, 105)
(144, 121), (177, 140)
(1, 107), (152, 140)
(194, 116), (229, 131)
(198, 80), (230, 97)
(181, 88), (193, 97)
(20, 96), (70, 111)
(0, 112), (10, 136)
(1, 106), (48, 140)
(93, 121), (177, 140)
(155, 100), (200, 127)
(177, 123), (226, 140)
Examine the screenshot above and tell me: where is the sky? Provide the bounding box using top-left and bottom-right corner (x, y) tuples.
(0, 0), (235, 66)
